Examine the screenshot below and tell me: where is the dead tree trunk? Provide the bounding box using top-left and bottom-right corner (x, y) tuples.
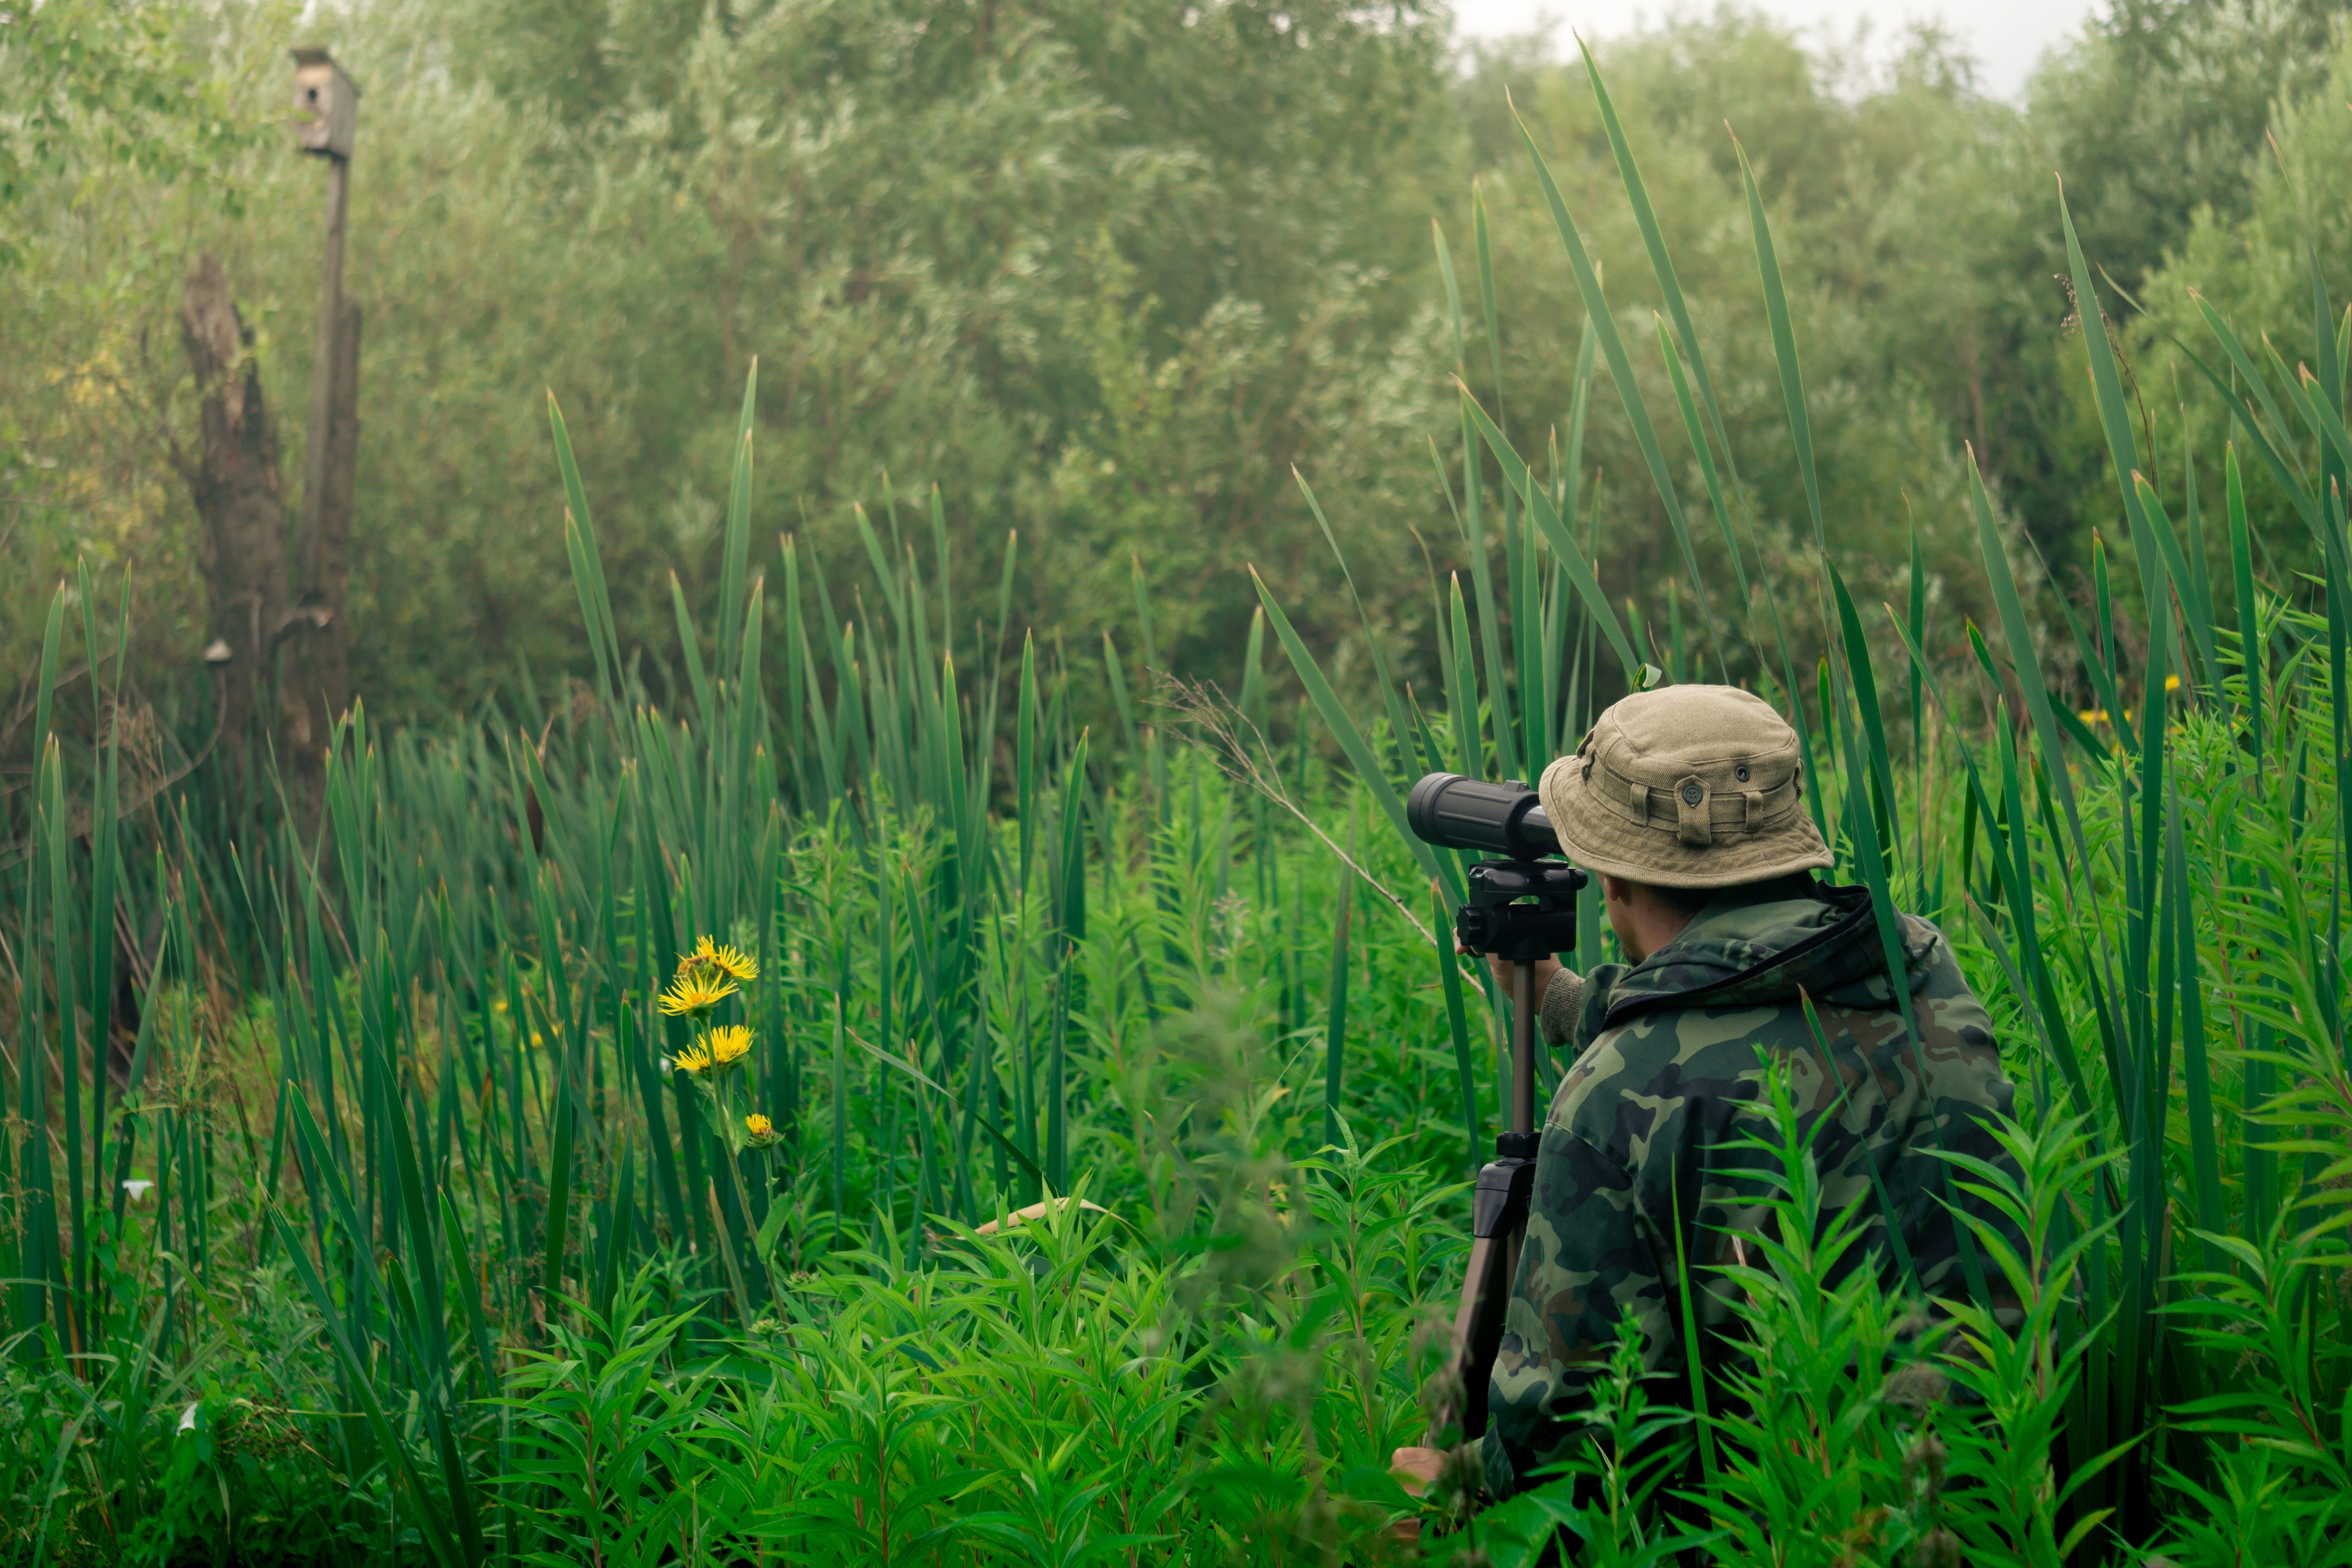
(178, 254), (288, 812)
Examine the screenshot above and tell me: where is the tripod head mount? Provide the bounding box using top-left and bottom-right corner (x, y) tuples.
(1456, 857), (1588, 962)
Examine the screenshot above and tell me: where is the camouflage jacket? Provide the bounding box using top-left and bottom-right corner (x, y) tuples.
(1483, 876), (2022, 1498)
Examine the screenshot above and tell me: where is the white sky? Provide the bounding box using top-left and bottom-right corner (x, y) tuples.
(1451, 0), (2105, 99)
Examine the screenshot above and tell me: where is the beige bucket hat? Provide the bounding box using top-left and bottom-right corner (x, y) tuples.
(1538, 685), (1832, 889)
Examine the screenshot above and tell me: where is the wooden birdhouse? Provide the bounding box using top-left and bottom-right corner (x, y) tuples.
(291, 48), (358, 159)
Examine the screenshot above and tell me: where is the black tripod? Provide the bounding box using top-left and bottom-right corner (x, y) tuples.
(1406, 773), (1588, 1444)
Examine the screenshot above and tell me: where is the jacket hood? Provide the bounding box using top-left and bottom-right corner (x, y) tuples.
(1602, 876), (1935, 1027)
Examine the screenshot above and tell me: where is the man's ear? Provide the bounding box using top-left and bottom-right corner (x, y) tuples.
(1598, 873), (1632, 906)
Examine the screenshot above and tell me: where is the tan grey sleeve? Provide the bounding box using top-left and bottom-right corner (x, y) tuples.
(1540, 968), (1586, 1049)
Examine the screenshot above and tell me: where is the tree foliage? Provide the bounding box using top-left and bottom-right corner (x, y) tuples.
(0, 0), (2347, 733)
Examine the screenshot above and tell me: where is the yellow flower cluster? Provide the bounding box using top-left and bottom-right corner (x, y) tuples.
(661, 941), (762, 1079)
(2079, 677), (2180, 730)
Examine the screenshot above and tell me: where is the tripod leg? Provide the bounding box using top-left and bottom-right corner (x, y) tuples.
(1435, 956), (1547, 1443)
(1437, 1226), (1515, 1440)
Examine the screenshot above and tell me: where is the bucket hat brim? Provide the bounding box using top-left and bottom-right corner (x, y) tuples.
(1538, 697), (1835, 890)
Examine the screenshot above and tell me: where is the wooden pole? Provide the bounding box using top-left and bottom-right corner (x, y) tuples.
(297, 154), (348, 597)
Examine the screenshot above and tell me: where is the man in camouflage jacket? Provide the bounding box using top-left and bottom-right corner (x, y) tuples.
(1401, 685), (2025, 1501)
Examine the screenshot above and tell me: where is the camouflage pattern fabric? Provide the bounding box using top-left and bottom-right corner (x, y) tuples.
(1482, 875), (2023, 1498)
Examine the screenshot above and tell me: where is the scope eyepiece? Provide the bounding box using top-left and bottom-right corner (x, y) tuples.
(1406, 772), (1560, 859)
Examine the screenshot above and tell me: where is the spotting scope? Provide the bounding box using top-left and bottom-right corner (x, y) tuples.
(1406, 772), (1559, 860)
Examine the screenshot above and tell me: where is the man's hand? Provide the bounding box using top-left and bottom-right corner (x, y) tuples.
(1390, 1444), (1445, 1497)
(1460, 943), (1560, 1004)
(1391, 1441), (1486, 1507)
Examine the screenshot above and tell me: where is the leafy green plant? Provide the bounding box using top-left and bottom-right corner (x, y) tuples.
(1472, 1318), (1704, 1568)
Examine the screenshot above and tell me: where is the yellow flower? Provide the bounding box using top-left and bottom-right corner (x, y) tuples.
(2078, 708), (2108, 725)
(2164, 673), (2182, 692)
(672, 1041), (714, 1075)
(690, 936), (759, 984)
(660, 970), (738, 1018)
(706, 1024), (753, 1067)
(745, 1113), (773, 1138)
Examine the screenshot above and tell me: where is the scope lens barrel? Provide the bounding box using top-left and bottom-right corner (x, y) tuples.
(1406, 772), (1560, 857)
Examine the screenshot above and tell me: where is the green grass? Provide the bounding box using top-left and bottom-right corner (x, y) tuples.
(12, 51), (2352, 1566)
